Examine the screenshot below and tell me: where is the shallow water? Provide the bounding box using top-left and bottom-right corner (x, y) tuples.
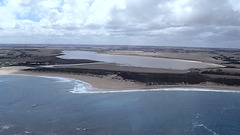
(59, 51), (222, 70)
(1, 75), (240, 135)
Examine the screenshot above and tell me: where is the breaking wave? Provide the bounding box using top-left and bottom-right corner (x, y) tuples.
(69, 80), (92, 93)
(71, 87), (240, 94)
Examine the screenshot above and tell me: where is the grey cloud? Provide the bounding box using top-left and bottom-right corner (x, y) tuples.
(1, 0), (240, 48)
(102, 0), (240, 48)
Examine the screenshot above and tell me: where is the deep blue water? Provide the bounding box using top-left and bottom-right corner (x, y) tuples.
(0, 75), (240, 135)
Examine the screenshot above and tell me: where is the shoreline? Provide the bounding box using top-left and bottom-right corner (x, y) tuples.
(1, 66), (240, 91)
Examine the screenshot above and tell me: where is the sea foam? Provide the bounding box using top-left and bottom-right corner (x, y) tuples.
(192, 122), (218, 135)
(70, 87), (240, 94)
(70, 80), (92, 93)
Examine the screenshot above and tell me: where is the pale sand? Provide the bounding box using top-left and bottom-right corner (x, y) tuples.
(1, 66), (240, 91)
(0, 66), (31, 74)
(15, 71), (148, 90)
(15, 71), (240, 91)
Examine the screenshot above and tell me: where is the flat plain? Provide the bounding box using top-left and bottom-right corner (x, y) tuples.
(1, 45), (240, 90)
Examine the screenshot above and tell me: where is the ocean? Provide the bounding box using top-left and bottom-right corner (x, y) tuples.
(0, 75), (240, 135)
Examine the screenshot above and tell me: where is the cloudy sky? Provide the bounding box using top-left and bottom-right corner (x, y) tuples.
(0, 0), (240, 48)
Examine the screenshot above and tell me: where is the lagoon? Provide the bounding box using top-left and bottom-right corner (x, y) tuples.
(59, 51), (222, 70)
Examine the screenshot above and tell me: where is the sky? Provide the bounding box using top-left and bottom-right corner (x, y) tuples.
(0, 0), (240, 48)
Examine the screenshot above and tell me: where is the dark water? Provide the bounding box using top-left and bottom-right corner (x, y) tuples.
(1, 75), (240, 135)
(59, 51), (222, 70)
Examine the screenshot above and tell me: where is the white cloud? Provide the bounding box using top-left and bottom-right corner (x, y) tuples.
(0, 0), (240, 48)
(229, 0), (240, 12)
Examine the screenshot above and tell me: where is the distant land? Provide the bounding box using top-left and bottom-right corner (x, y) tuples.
(1, 44), (240, 49)
(0, 45), (240, 91)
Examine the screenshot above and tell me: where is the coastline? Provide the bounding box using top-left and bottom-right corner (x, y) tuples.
(1, 66), (240, 91)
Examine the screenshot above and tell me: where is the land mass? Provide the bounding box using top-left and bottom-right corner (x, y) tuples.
(0, 45), (240, 91)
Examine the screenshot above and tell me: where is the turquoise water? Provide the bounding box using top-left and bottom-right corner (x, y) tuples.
(0, 75), (240, 135)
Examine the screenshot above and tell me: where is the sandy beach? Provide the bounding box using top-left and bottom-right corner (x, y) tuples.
(1, 46), (240, 91)
(1, 66), (240, 91)
(0, 66), (30, 74)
